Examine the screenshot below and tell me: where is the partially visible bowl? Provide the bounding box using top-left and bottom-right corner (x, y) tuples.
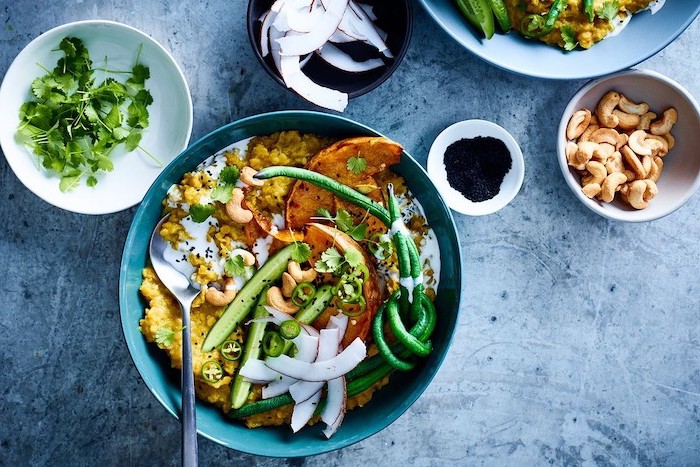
(557, 69), (700, 222)
(0, 20), (193, 215)
(119, 110), (462, 457)
(418, 0), (700, 80)
(247, 0), (412, 101)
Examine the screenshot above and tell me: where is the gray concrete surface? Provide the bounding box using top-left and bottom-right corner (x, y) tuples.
(1, 1), (699, 465)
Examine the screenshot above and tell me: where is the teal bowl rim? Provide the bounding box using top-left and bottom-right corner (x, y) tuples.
(119, 110), (463, 457)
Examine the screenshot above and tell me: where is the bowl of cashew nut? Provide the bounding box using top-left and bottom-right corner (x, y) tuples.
(558, 69), (700, 222)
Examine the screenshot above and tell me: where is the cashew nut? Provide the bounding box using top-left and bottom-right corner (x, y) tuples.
(612, 109), (641, 131)
(240, 166), (265, 187)
(619, 182), (631, 203)
(582, 161), (607, 186)
(615, 132), (628, 150)
(230, 248), (256, 266)
(627, 180), (657, 209)
(637, 112), (656, 131)
(590, 128), (620, 146)
(648, 157), (662, 182)
(582, 183), (602, 199)
(281, 272), (297, 298)
(288, 261), (318, 283)
(664, 133), (675, 150)
(205, 278), (237, 306)
(622, 169), (636, 182)
(644, 135), (669, 157)
(566, 142), (581, 168)
(592, 143), (615, 162)
(627, 130), (653, 157)
(642, 155), (652, 177)
(600, 172), (628, 203)
(566, 109), (592, 140)
(579, 124), (600, 143)
(266, 286), (299, 314)
(650, 108), (678, 136)
(225, 188), (253, 224)
(605, 151), (624, 174)
(621, 145), (647, 179)
(618, 95), (649, 115)
(596, 91), (621, 128)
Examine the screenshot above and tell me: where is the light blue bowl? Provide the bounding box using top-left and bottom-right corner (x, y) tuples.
(119, 111), (462, 457)
(418, 0), (700, 79)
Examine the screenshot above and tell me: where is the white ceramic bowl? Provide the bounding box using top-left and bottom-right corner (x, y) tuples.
(0, 20), (193, 215)
(427, 120), (524, 216)
(557, 69), (700, 222)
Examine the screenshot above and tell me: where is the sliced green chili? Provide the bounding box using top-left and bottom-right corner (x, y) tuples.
(201, 361), (224, 383)
(291, 282), (316, 307)
(262, 331), (285, 357)
(279, 319), (301, 340)
(220, 340), (242, 361)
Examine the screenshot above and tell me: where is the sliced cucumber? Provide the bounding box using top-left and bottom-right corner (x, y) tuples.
(488, 0), (512, 32)
(230, 289), (269, 409)
(202, 244), (294, 352)
(294, 285), (334, 325)
(454, 0), (495, 40)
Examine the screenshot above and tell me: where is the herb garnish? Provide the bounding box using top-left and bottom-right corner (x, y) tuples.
(315, 208), (368, 241)
(291, 241), (312, 263)
(314, 246), (363, 273)
(598, 0), (619, 22)
(561, 25), (579, 51)
(347, 155), (367, 175)
(224, 254), (247, 276)
(155, 326), (185, 347)
(17, 37), (156, 191)
(189, 204), (215, 223)
(210, 166), (241, 203)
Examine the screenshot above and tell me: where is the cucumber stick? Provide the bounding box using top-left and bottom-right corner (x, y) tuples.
(202, 244), (294, 352)
(487, 0), (512, 32)
(230, 289), (269, 409)
(454, 0), (495, 39)
(294, 285), (333, 324)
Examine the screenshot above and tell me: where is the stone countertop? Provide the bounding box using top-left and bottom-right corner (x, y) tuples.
(1, 2), (698, 465)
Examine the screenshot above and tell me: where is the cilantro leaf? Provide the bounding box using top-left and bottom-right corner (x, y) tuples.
(316, 208), (332, 220)
(211, 184), (234, 203)
(347, 155), (367, 175)
(86, 176), (98, 187)
(189, 204), (215, 223)
(334, 209), (355, 232)
(59, 172), (83, 192)
(155, 326), (184, 347)
(126, 64), (150, 90)
(561, 25), (578, 52)
(346, 222), (367, 242)
(220, 166), (240, 185)
(315, 247), (343, 273)
(224, 255), (247, 277)
(125, 129), (142, 152)
(291, 242), (312, 263)
(344, 248), (363, 268)
(598, 0), (619, 21)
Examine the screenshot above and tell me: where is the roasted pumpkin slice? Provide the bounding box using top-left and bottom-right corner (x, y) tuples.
(303, 223), (382, 348)
(286, 137), (403, 229)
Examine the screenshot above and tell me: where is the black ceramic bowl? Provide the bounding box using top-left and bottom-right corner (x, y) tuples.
(247, 0), (413, 100)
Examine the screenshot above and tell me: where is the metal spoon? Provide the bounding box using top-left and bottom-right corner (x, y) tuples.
(149, 215), (199, 467)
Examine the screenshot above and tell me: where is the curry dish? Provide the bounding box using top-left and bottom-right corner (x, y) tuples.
(139, 131), (441, 435)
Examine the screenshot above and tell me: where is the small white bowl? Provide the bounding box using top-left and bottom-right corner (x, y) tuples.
(0, 20), (193, 215)
(557, 69), (700, 222)
(427, 120), (524, 216)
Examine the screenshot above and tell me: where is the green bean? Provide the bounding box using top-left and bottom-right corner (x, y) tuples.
(386, 296), (432, 357)
(584, 0), (594, 21)
(372, 297), (416, 371)
(255, 166), (391, 226)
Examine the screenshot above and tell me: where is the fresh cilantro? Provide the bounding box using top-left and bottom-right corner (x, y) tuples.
(155, 326), (184, 348)
(314, 247), (344, 273)
(189, 204), (215, 223)
(314, 246), (364, 274)
(220, 166), (240, 185)
(347, 155), (367, 175)
(524, 15), (546, 35)
(211, 184), (234, 203)
(224, 255), (247, 277)
(561, 25), (578, 51)
(291, 241), (312, 263)
(314, 208), (368, 241)
(598, 0), (619, 21)
(344, 248), (363, 268)
(16, 36), (155, 191)
(368, 233), (394, 260)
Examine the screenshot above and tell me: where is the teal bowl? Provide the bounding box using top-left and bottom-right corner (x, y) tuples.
(119, 111), (462, 457)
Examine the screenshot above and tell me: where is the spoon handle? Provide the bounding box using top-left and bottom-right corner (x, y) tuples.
(180, 301), (198, 467)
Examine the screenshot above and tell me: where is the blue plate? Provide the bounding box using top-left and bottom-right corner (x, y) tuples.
(418, 0), (700, 79)
(119, 111), (462, 457)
